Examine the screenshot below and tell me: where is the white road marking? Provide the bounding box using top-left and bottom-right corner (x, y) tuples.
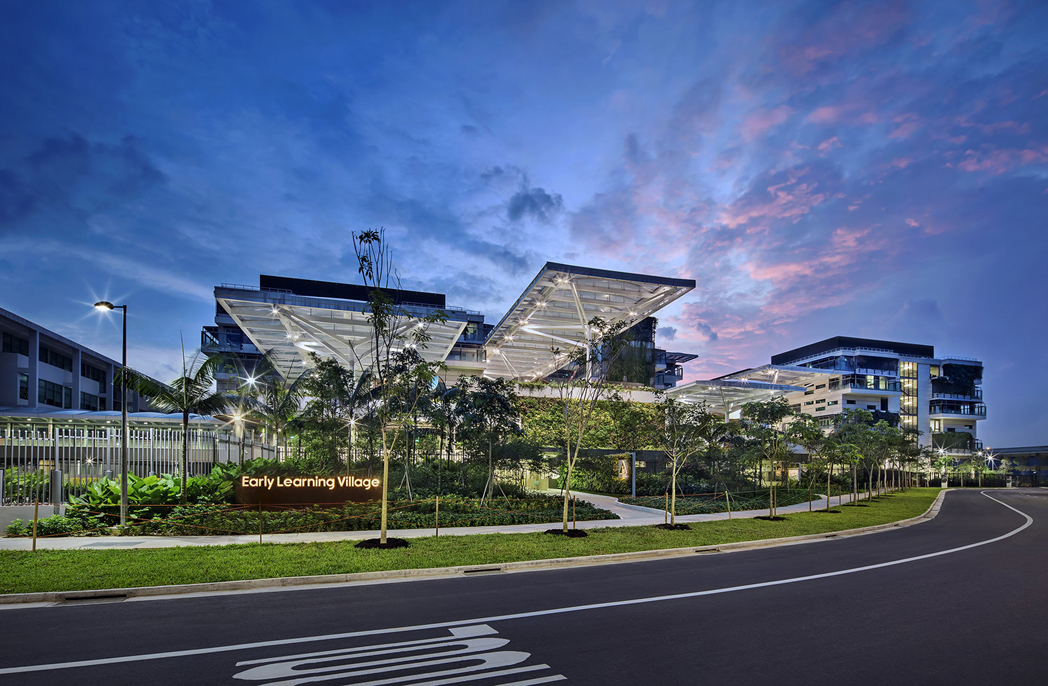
(0, 492), (1032, 676)
(232, 624), (565, 685)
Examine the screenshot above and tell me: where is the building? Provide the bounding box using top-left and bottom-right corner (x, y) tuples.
(717, 336), (986, 452)
(0, 306), (154, 414)
(202, 263), (698, 391)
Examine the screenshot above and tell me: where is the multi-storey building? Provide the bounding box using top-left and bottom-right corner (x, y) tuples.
(0, 306), (153, 413)
(202, 263), (697, 392)
(718, 336), (986, 453)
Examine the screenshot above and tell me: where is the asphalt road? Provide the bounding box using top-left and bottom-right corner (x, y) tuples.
(1, 489), (1045, 685)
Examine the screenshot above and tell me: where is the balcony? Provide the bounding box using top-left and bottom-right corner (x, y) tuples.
(932, 390), (982, 401)
(929, 402), (986, 418)
(201, 329), (261, 355)
(840, 376), (901, 393)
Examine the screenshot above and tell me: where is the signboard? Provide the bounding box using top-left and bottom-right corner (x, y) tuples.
(235, 475), (381, 506)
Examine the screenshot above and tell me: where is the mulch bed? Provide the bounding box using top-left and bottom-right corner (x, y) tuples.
(654, 523), (692, 531)
(544, 528), (589, 538)
(813, 509), (842, 514)
(752, 516), (788, 521)
(354, 537), (410, 549)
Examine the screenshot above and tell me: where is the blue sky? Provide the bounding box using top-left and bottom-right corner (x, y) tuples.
(1, 0), (1046, 446)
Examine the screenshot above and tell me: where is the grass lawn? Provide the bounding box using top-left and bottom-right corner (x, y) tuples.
(0, 488), (940, 595)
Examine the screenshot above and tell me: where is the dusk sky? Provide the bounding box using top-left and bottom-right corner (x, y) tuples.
(1, 1), (1046, 446)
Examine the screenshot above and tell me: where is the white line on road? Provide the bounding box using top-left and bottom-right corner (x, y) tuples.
(0, 492), (1031, 676)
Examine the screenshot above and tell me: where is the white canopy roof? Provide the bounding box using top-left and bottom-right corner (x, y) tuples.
(216, 286), (468, 380)
(483, 263), (694, 380)
(665, 379), (807, 418)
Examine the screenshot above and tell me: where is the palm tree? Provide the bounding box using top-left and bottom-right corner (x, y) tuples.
(130, 339), (229, 504)
(237, 352), (310, 459)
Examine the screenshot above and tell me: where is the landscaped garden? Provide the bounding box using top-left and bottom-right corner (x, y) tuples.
(0, 488), (941, 594)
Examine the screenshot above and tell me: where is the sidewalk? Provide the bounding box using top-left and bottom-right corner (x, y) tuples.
(0, 489), (872, 551)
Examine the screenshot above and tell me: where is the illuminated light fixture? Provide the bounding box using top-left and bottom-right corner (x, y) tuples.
(94, 301), (115, 311)
(245, 376), (257, 386)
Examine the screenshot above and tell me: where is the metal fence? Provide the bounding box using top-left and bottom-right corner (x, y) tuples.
(0, 420), (279, 506)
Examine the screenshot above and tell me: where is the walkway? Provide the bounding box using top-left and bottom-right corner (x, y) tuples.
(0, 489), (872, 551)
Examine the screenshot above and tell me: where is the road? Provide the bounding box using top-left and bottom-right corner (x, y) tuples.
(1, 489), (1045, 685)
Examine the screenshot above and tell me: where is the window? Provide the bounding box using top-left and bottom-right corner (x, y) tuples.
(846, 400), (856, 405)
(39, 345), (73, 372)
(828, 400), (838, 406)
(816, 398), (825, 404)
(804, 389), (814, 395)
(804, 401), (815, 406)
(790, 404), (801, 412)
(19, 373), (28, 400)
(815, 384), (826, 390)
(2, 331), (29, 356)
(867, 405), (876, 410)
(81, 363), (107, 385)
(815, 406), (825, 411)
(80, 392), (100, 411)
(38, 379), (71, 408)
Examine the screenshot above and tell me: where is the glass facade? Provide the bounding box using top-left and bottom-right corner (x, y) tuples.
(899, 361), (919, 430)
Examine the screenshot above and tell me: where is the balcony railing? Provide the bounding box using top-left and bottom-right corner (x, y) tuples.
(840, 377), (901, 392)
(932, 390), (983, 401)
(929, 402), (986, 417)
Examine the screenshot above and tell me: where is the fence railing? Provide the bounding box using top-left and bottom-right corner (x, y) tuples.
(0, 424), (279, 506)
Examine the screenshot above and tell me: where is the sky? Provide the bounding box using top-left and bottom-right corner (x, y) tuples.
(1, 0), (1046, 446)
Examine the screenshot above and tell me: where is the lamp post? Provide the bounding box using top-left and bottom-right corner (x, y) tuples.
(94, 301), (129, 526)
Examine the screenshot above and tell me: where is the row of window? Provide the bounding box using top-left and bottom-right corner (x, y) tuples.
(81, 362), (106, 385)
(80, 392), (101, 411)
(2, 331), (29, 356)
(39, 345), (74, 372)
(39, 379), (73, 409)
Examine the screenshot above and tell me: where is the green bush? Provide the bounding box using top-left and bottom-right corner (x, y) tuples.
(5, 515), (84, 537)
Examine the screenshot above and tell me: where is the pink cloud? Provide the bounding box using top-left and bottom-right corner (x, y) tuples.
(957, 146), (1048, 174)
(741, 105), (793, 141)
(905, 218), (920, 227)
(890, 157), (912, 169)
(888, 113), (920, 139)
(808, 106), (841, 124)
(817, 136), (842, 153)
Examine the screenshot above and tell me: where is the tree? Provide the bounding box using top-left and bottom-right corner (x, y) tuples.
(793, 413), (838, 511)
(235, 351), (310, 457)
(298, 353), (370, 473)
(833, 409), (875, 505)
(352, 228), (448, 545)
(740, 398), (796, 518)
(130, 339), (229, 504)
(554, 317), (628, 533)
(456, 375), (521, 503)
(658, 398), (723, 524)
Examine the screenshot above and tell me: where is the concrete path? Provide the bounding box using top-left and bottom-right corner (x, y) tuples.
(0, 489), (877, 551)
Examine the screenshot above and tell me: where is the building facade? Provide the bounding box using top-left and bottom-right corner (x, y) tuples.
(203, 264), (698, 392)
(728, 336), (986, 452)
(0, 307), (153, 414)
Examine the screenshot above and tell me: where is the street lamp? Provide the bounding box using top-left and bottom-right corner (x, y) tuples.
(94, 301), (129, 526)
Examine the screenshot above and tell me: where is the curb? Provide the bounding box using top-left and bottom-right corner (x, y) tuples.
(0, 489), (949, 607)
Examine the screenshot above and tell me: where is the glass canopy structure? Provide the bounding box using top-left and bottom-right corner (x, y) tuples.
(210, 263), (695, 384)
(214, 284), (470, 381)
(483, 263), (695, 381)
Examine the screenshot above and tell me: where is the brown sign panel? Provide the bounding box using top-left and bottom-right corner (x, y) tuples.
(234, 475), (381, 506)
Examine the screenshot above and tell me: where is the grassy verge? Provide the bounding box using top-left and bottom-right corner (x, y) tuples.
(0, 488), (940, 595)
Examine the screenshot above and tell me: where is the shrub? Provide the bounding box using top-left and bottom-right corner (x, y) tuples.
(5, 515), (84, 537)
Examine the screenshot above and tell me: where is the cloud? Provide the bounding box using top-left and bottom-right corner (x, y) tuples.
(658, 325), (677, 341)
(741, 105), (793, 141)
(507, 186), (564, 223)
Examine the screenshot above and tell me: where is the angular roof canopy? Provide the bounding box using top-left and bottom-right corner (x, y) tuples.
(715, 364), (835, 388)
(216, 286), (468, 380)
(665, 379), (806, 418)
(482, 263), (695, 381)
